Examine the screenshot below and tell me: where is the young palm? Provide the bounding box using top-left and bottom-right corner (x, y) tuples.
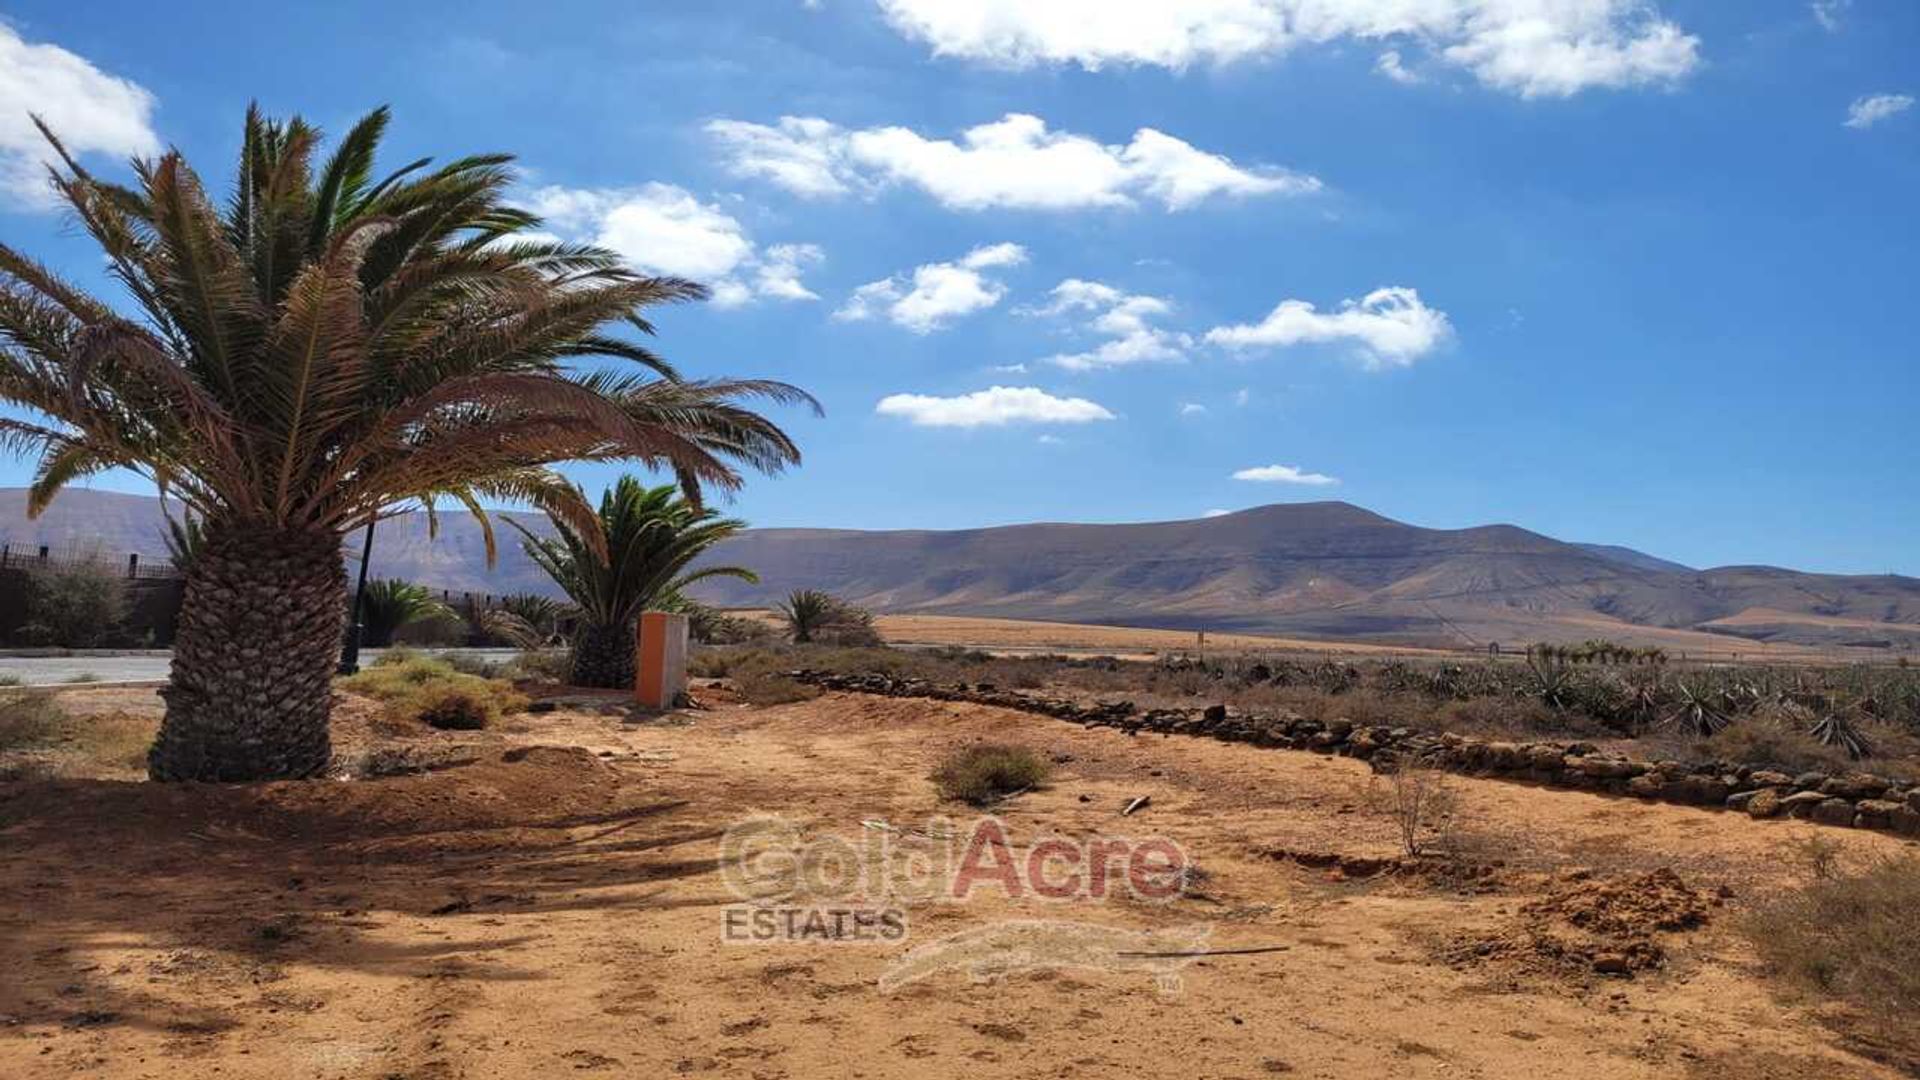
(357, 579), (455, 647)
(0, 106), (815, 780)
(515, 476), (754, 687)
(779, 589), (837, 644)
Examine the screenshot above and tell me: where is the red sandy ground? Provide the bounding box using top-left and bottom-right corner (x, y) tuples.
(1, 684), (1914, 1079)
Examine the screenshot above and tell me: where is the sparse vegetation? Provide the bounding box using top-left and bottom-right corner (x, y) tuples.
(1386, 762), (1459, 858)
(931, 743), (1051, 805)
(16, 560), (129, 648)
(1742, 850), (1920, 1056)
(0, 688), (63, 752)
(339, 653), (527, 730)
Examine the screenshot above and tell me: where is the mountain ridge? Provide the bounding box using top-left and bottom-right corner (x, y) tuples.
(2, 489), (1914, 651)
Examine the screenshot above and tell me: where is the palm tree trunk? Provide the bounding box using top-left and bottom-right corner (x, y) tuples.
(570, 621), (635, 689)
(150, 522), (347, 781)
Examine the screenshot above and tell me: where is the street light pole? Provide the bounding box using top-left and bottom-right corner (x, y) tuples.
(338, 518), (376, 674)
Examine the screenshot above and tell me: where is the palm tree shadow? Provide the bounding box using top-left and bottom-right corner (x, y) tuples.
(0, 749), (734, 1038)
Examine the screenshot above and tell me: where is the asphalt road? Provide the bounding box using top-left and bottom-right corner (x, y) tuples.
(0, 648), (526, 686)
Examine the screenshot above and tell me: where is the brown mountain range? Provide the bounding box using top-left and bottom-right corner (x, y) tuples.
(3, 489), (1915, 651)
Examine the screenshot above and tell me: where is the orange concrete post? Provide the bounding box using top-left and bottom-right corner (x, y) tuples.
(634, 610), (689, 709)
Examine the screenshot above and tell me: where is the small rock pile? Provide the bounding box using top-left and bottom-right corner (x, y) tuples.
(786, 670), (1920, 837)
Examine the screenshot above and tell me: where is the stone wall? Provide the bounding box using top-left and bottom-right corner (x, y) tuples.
(786, 670), (1920, 838)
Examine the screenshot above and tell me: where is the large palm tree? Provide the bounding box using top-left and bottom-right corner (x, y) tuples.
(515, 476), (754, 687)
(0, 106), (815, 780)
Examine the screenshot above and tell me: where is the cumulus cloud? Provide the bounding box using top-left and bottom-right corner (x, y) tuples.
(872, 0), (1700, 98)
(709, 112), (1318, 211)
(0, 25), (161, 208)
(1030, 278), (1194, 371)
(1180, 402), (1208, 416)
(836, 243), (1026, 333)
(523, 183), (820, 307)
(875, 385), (1117, 428)
(1232, 464), (1339, 485)
(1375, 50), (1421, 85)
(1844, 93), (1913, 130)
(1811, 0), (1849, 32)
(1206, 286), (1452, 369)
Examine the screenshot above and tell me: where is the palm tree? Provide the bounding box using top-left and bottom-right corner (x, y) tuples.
(780, 589), (840, 644)
(515, 476), (755, 687)
(0, 106), (815, 780)
(358, 578), (454, 647)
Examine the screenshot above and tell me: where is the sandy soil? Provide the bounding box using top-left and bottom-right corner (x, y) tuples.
(2, 685), (1914, 1079)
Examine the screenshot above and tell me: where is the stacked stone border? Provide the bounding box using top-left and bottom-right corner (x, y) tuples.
(786, 670), (1920, 838)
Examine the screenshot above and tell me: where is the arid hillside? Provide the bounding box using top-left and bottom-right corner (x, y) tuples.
(4, 490), (1916, 652)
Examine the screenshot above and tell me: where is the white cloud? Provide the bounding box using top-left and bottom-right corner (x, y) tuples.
(1203, 508), (1233, 518)
(710, 112), (1318, 211)
(872, 0), (1699, 98)
(836, 243), (1025, 333)
(1375, 50), (1421, 85)
(524, 183), (820, 307)
(1232, 464), (1339, 485)
(1233, 388), (1251, 407)
(1845, 93), (1913, 130)
(1031, 277), (1194, 371)
(1812, 0), (1849, 32)
(989, 363), (1029, 374)
(1206, 286), (1452, 369)
(875, 385), (1117, 428)
(1180, 402), (1208, 416)
(0, 25), (161, 208)
(1036, 433), (1065, 445)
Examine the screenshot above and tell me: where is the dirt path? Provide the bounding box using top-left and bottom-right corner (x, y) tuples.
(1, 689), (1910, 1079)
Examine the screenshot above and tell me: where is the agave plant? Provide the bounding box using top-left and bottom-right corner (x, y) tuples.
(1663, 674), (1731, 737)
(0, 106), (815, 780)
(357, 578), (454, 647)
(515, 476), (755, 687)
(1809, 708), (1874, 760)
(1524, 652), (1578, 711)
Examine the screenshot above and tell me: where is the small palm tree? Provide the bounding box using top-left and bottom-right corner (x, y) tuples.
(0, 106), (815, 780)
(498, 592), (567, 643)
(358, 578), (454, 647)
(515, 477), (754, 687)
(779, 589), (850, 644)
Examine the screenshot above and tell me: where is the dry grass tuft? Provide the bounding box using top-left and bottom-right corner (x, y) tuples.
(931, 743), (1050, 806)
(340, 655), (527, 731)
(0, 690), (154, 779)
(1741, 849), (1920, 1057)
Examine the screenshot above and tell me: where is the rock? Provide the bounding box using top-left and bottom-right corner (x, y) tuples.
(1626, 774), (1663, 799)
(1892, 807), (1920, 838)
(1778, 791), (1832, 818)
(1792, 772), (1829, 793)
(1663, 776), (1731, 806)
(1821, 773), (1891, 800)
(1748, 770), (1795, 788)
(1853, 799), (1903, 830)
(1743, 789), (1784, 818)
(1592, 954), (1632, 975)
(1906, 787), (1920, 813)
(1201, 704), (1227, 725)
(1812, 798), (1858, 827)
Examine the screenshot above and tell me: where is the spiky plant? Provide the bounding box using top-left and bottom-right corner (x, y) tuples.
(779, 589), (837, 644)
(515, 476), (755, 687)
(161, 508), (206, 573)
(0, 106), (814, 779)
(1664, 674), (1731, 737)
(1809, 709), (1874, 760)
(498, 592), (567, 642)
(357, 578), (454, 647)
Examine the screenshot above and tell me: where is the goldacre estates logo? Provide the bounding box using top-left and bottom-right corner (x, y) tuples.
(716, 814), (1203, 991)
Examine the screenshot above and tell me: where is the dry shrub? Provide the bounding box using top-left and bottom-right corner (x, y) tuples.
(932, 743), (1050, 805)
(1697, 715), (1854, 773)
(1387, 761), (1459, 857)
(339, 655), (526, 730)
(0, 689), (63, 752)
(1742, 851), (1920, 1055)
(734, 671), (818, 706)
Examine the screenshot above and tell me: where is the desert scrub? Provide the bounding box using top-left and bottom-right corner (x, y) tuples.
(733, 671), (819, 706)
(1742, 852), (1920, 1054)
(0, 689), (64, 752)
(932, 743), (1051, 805)
(339, 655), (527, 731)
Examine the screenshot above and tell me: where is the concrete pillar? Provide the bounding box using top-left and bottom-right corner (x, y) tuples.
(635, 610), (689, 709)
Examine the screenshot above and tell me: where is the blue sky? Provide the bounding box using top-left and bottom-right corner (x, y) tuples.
(0, 1), (1915, 574)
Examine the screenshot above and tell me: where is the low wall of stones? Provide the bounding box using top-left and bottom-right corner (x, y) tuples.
(787, 670), (1920, 838)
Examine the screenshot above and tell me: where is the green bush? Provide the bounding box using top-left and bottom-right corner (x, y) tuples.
(17, 561), (128, 647)
(931, 744), (1051, 805)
